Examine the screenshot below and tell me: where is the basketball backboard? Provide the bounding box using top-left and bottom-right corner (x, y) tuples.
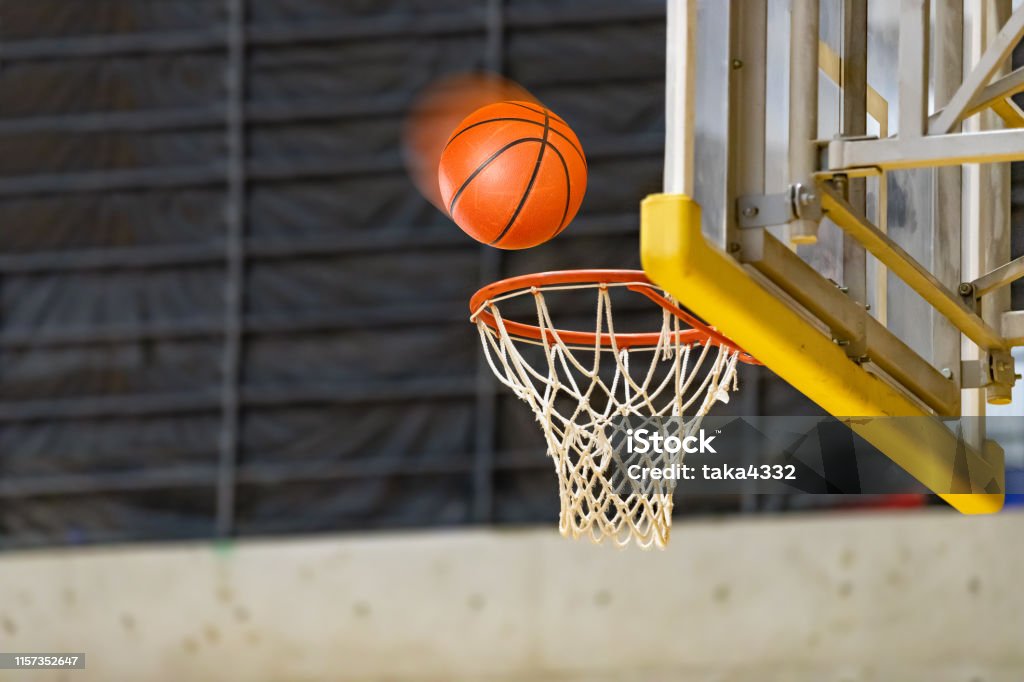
(642, 0), (1024, 512)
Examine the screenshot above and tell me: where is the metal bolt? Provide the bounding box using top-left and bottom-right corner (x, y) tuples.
(958, 282), (974, 297)
(731, 59), (743, 69)
(835, 339), (850, 347)
(727, 242), (741, 253)
(865, 304), (872, 311)
(941, 367), (954, 380)
(800, 191), (817, 206)
(741, 206), (759, 218)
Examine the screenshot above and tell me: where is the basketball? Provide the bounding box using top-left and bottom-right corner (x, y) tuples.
(438, 100), (587, 249)
(402, 74), (541, 212)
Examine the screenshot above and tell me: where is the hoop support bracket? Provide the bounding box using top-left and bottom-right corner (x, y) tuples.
(736, 184), (823, 230)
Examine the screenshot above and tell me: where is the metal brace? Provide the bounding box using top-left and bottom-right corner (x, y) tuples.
(967, 254), (1024, 299)
(737, 183), (823, 229)
(960, 350), (1018, 390)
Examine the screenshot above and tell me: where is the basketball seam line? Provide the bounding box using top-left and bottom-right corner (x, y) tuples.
(544, 142), (572, 238)
(505, 101), (567, 125)
(443, 116), (586, 167)
(447, 137), (543, 216)
(491, 110), (551, 246)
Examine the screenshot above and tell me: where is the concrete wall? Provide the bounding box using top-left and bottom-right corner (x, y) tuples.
(0, 510), (1022, 682)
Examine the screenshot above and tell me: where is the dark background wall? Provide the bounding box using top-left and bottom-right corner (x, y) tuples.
(0, 0), (925, 550)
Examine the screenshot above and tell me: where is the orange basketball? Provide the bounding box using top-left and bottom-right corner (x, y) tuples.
(438, 101), (587, 249)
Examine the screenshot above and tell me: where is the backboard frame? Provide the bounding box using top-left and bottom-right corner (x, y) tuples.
(643, 0), (1024, 512)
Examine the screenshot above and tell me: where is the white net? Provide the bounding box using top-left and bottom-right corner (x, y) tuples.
(472, 277), (743, 549)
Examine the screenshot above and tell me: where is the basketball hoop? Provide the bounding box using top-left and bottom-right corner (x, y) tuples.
(470, 270), (758, 549)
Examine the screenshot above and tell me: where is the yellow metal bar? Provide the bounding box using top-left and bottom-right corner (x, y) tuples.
(640, 193), (1003, 514)
(928, 82), (1024, 132)
(989, 97), (1024, 128)
(819, 184), (1007, 352)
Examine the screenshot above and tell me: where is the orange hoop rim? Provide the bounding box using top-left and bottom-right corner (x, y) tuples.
(469, 269), (759, 363)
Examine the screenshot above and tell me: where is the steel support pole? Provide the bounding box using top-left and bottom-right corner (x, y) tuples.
(727, 0), (767, 512)
(964, 0), (1015, 418)
(881, 0), (929, 367)
(898, 0), (930, 139)
(934, 0), (965, 388)
(664, 0), (697, 196)
(730, 0), (766, 253)
(841, 0), (868, 307)
(787, 0), (820, 244)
